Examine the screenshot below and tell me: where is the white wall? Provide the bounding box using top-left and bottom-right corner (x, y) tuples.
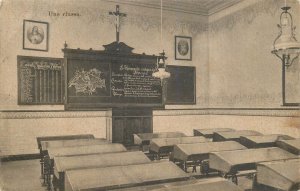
(0, 0), (299, 156)
(0, 0), (209, 156)
(208, 0), (300, 107)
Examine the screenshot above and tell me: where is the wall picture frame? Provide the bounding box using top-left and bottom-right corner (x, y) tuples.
(175, 36), (192, 60)
(23, 20), (48, 51)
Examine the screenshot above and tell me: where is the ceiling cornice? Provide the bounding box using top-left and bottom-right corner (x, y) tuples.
(104, 0), (243, 16)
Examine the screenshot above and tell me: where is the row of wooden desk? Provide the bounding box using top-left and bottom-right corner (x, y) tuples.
(37, 129), (300, 191)
(37, 134), (243, 191)
(133, 129), (300, 191)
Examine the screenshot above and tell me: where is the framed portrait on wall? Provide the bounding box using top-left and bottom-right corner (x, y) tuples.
(175, 36), (192, 60)
(23, 20), (48, 51)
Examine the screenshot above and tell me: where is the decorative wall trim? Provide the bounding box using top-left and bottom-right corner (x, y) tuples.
(1, 108), (298, 119)
(209, 0), (281, 34)
(154, 108), (299, 117)
(67, 7), (208, 36)
(0, 111), (108, 119)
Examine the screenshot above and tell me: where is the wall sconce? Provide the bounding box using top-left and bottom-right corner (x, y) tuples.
(152, 50), (170, 85)
(272, 6), (300, 67)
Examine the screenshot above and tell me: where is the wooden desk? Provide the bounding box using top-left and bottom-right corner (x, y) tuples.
(240, 134), (294, 148)
(36, 134), (94, 183)
(256, 158), (300, 191)
(112, 177), (243, 191)
(149, 136), (208, 160)
(47, 143), (126, 159)
(171, 141), (247, 173)
(213, 130), (263, 142)
(193, 128), (234, 139)
(209, 147), (297, 185)
(53, 151), (151, 191)
(133, 132), (186, 152)
(64, 161), (189, 191)
(43, 144), (126, 188)
(277, 138), (300, 155)
(37, 134), (95, 151)
(41, 138), (108, 153)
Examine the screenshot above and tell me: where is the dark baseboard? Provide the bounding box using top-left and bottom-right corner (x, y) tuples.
(1, 153), (40, 162)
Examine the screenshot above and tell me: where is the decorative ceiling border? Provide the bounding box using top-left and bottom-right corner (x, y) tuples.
(48, 6), (208, 36)
(208, 0), (281, 34)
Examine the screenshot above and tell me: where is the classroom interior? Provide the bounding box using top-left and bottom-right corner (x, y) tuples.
(0, 0), (300, 191)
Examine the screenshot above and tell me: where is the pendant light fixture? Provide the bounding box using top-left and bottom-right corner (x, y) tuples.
(152, 0), (170, 85)
(272, 0), (300, 67)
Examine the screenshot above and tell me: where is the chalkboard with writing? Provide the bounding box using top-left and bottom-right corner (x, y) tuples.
(64, 45), (162, 109)
(166, 65), (196, 104)
(111, 63), (161, 104)
(18, 56), (64, 105)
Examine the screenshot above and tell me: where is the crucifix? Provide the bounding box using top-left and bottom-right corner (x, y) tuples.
(109, 5), (127, 43)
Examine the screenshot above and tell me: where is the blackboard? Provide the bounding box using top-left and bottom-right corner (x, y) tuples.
(65, 56), (162, 109)
(18, 56), (64, 105)
(166, 65), (196, 104)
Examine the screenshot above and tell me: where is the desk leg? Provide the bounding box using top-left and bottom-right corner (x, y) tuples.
(184, 162), (187, 172)
(40, 159), (44, 179)
(231, 175), (238, 185)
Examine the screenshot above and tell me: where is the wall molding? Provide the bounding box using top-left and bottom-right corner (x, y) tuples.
(154, 108), (299, 117)
(1, 108), (299, 119)
(0, 111), (109, 119)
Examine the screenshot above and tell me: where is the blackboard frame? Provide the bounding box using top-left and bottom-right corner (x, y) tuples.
(63, 48), (164, 110)
(165, 65), (196, 105)
(17, 55), (64, 105)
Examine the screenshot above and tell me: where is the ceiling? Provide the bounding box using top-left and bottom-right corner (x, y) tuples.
(106, 0), (243, 16)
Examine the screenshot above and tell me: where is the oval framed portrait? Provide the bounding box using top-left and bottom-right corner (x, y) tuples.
(23, 20), (48, 51)
(175, 36), (192, 60)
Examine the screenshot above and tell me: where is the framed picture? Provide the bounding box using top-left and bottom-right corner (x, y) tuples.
(23, 20), (48, 51)
(175, 36), (192, 60)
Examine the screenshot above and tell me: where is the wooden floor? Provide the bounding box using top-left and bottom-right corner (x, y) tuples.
(0, 159), (44, 191)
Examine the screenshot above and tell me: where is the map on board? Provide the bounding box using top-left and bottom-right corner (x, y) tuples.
(68, 68), (106, 95)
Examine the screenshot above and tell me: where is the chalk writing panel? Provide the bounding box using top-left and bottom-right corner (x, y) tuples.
(166, 65), (196, 104)
(65, 57), (162, 109)
(18, 56), (63, 105)
(111, 62), (161, 104)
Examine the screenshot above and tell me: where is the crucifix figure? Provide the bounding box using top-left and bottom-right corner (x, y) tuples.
(109, 5), (127, 43)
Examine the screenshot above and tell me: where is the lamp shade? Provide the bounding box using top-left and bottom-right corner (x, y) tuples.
(152, 68), (170, 80)
(272, 7), (300, 66)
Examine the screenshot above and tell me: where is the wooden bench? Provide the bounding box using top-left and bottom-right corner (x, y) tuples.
(209, 147), (297, 185)
(171, 141), (247, 174)
(64, 161), (190, 191)
(52, 151), (151, 191)
(149, 136), (208, 160)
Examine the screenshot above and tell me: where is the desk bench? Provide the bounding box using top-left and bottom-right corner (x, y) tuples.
(209, 147), (297, 185)
(149, 136), (208, 160)
(64, 161), (189, 191)
(53, 151), (150, 191)
(171, 141), (247, 174)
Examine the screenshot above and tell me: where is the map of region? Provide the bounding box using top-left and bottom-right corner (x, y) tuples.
(68, 68), (106, 95)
